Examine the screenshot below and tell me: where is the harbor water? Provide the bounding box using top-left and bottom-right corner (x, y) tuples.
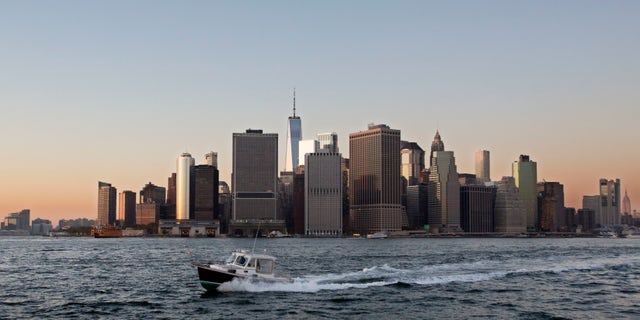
(1, 237), (639, 319)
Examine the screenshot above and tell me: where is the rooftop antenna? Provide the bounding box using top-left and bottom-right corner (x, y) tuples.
(293, 87), (296, 117)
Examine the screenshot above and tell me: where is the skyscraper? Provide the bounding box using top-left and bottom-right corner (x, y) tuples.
(140, 182), (166, 205)
(401, 141), (425, 187)
(474, 149), (491, 183)
(284, 90), (302, 172)
(118, 190), (136, 226)
(513, 155), (538, 231)
(494, 177), (526, 233)
(166, 173), (176, 205)
(427, 151), (461, 232)
(97, 181), (117, 226)
(623, 189), (631, 215)
(537, 182), (565, 232)
(298, 139), (319, 167)
(317, 132), (339, 153)
(176, 153), (195, 220)
(192, 164), (219, 221)
(305, 151), (343, 236)
(349, 124), (402, 234)
(599, 178), (621, 226)
(460, 182), (496, 233)
(232, 129), (281, 235)
(429, 130), (445, 167)
(205, 152), (218, 167)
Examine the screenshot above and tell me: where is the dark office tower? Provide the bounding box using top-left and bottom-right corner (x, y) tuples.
(140, 182), (166, 205)
(494, 177), (526, 233)
(406, 184), (428, 229)
(278, 171), (295, 231)
(191, 165), (219, 221)
(537, 182), (566, 232)
(565, 208), (576, 232)
(429, 130), (445, 168)
(218, 181), (232, 233)
(349, 124), (402, 234)
(231, 129), (281, 235)
(97, 181), (117, 226)
(599, 178), (621, 226)
(577, 208), (595, 232)
(293, 166), (306, 235)
(401, 141), (425, 187)
(166, 173), (176, 205)
(118, 190), (136, 226)
(427, 151), (460, 232)
(460, 185), (496, 233)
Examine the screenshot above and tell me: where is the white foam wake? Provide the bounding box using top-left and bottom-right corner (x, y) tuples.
(216, 255), (640, 293)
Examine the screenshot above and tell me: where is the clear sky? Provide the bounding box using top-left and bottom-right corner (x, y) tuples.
(1, 1), (639, 223)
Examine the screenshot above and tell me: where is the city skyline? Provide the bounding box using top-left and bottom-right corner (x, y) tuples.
(1, 1), (639, 222)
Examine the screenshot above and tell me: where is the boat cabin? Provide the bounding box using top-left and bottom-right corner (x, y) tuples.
(225, 250), (276, 275)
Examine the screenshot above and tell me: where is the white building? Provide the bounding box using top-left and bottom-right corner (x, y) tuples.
(298, 139), (319, 167)
(176, 153), (195, 220)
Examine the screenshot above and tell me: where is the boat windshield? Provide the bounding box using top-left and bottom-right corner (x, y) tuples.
(234, 255), (248, 266)
(225, 254), (236, 264)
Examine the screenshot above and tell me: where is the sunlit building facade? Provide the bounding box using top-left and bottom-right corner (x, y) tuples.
(474, 149), (490, 183)
(305, 152), (343, 236)
(513, 155), (538, 231)
(427, 151), (460, 232)
(97, 182), (117, 226)
(599, 178), (620, 226)
(176, 153), (195, 220)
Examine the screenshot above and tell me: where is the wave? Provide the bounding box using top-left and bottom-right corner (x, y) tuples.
(216, 255), (640, 293)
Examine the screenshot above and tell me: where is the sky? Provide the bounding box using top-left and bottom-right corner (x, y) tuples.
(1, 1), (639, 223)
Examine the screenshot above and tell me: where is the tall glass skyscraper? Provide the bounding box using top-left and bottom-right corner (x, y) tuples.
(97, 181), (117, 226)
(474, 149), (490, 183)
(284, 90), (301, 172)
(599, 178), (621, 226)
(513, 155), (538, 231)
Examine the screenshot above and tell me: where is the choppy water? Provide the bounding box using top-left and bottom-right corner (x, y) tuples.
(1, 237), (639, 319)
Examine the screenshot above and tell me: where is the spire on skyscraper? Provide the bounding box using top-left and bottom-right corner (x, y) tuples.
(430, 130), (445, 166)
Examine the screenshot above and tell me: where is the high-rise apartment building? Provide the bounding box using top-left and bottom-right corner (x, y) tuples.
(232, 129), (281, 234)
(401, 141), (425, 187)
(284, 91), (301, 172)
(494, 177), (526, 233)
(537, 182), (565, 232)
(427, 151), (460, 232)
(305, 152), (343, 236)
(349, 124), (402, 234)
(599, 178), (621, 226)
(513, 155), (538, 231)
(317, 132), (339, 153)
(118, 190), (136, 226)
(192, 164), (219, 221)
(176, 153), (195, 220)
(474, 149), (491, 183)
(97, 181), (117, 226)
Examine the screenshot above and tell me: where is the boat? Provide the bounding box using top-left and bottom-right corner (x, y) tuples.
(92, 225), (122, 238)
(366, 231), (388, 239)
(193, 249), (292, 291)
(267, 230), (290, 238)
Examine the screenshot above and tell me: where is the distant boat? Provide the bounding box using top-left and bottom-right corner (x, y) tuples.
(267, 230), (290, 238)
(366, 231), (388, 239)
(193, 249), (292, 291)
(92, 225), (122, 238)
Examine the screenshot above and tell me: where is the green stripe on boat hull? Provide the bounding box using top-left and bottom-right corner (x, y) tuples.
(200, 280), (221, 290)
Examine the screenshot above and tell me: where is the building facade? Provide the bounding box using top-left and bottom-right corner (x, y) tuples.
(460, 185), (496, 233)
(537, 182), (565, 232)
(298, 139), (319, 167)
(494, 177), (527, 233)
(474, 149), (490, 183)
(623, 189), (631, 215)
(305, 152), (343, 236)
(427, 151), (461, 232)
(176, 153), (195, 220)
(192, 165), (219, 221)
(599, 178), (621, 226)
(349, 124), (402, 234)
(140, 182), (166, 205)
(401, 141), (425, 187)
(231, 129), (281, 235)
(118, 190), (137, 226)
(205, 151), (218, 167)
(317, 132), (339, 153)
(406, 184), (428, 229)
(513, 155), (538, 231)
(284, 93), (301, 172)
(97, 182), (117, 226)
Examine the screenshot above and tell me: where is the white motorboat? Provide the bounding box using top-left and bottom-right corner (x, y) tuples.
(193, 249), (292, 291)
(366, 231), (388, 239)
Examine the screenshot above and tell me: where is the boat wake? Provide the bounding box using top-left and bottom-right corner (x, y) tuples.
(216, 255), (640, 293)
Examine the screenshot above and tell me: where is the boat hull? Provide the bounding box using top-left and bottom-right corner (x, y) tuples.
(194, 264), (239, 290)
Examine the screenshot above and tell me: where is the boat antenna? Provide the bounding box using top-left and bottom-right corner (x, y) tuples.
(251, 220), (262, 254)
